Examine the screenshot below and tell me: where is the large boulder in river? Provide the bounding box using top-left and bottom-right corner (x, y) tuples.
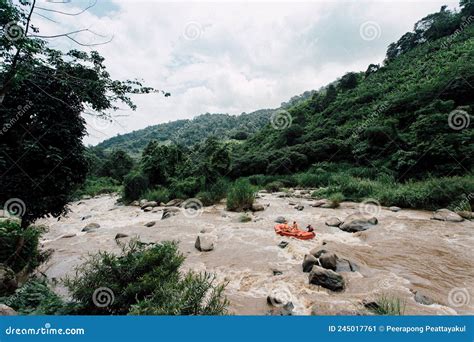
(0, 304), (17, 316)
(457, 211), (474, 220)
(339, 214), (377, 232)
(0, 264), (17, 296)
(319, 252), (338, 271)
(161, 207), (180, 220)
(140, 201), (158, 209)
(302, 254), (319, 272)
(432, 209), (463, 222)
(251, 203), (265, 212)
(82, 222), (100, 232)
(325, 217), (342, 227)
(166, 199), (184, 207)
(275, 216), (287, 224)
(195, 235), (216, 252)
(308, 266), (345, 292)
(309, 248), (328, 258)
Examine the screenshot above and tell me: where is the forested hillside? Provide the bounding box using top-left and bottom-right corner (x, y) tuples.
(232, 8), (474, 181)
(96, 109), (273, 155)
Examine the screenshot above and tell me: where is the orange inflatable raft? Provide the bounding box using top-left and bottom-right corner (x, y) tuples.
(274, 223), (315, 240)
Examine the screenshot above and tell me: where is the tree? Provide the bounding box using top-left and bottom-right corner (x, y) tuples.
(100, 150), (134, 182)
(337, 72), (358, 91)
(0, 1), (163, 226)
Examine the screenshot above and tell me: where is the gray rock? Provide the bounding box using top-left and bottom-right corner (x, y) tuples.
(278, 241), (289, 249)
(457, 211), (474, 219)
(272, 269), (283, 276)
(141, 201), (158, 209)
(60, 233), (76, 239)
(144, 221), (156, 227)
(151, 207), (162, 213)
(267, 302), (294, 316)
(302, 254), (319, 272)
(288, 201), (297, 206)
(82, 195), (91, 200)
(432, 209), (464, 222)
(311, 199), (329, 207)
(115, 233), (129, 239)
(336, 258), (358, 272)
(251, 203), (265, 212)
(81, 214), (92, 220)
(389, 206), (401, 212)
(166, 199), (184, 207)
(139, 199), (148, 207)
(0, 304), (17, 316)
(161, 207), (179, 220)
(294, 204), (304, 211)
(143, 207), (153, 212)
(414, 291), (435, 305)
(339, 214), (378, 232)
(195, 235), (215, 252)
(309, 248), (328, 258)
(308, 266), (345, 292)
(0, 264), (17, 296)
(319, 252), (338, 271)
(275, 216), (287, 224)
(325, 217), (342, 227)
(82, 222), (100, 232)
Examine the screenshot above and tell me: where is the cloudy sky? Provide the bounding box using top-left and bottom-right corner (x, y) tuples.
(31, 0), (459, 145)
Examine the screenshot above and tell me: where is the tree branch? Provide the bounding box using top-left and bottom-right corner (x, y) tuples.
(35, 0), (97, 16)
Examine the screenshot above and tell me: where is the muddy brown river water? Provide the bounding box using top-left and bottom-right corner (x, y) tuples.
(38, 192), (474, 315)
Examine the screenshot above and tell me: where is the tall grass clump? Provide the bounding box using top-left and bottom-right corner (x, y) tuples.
(367, 295), (406, 315)
(74, 177), (121, 198)
(143, 186), (170, 204)
(226, 179), (255, 211)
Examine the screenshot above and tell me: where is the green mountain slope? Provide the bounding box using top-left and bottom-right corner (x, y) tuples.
(232, 12), (474, 180)
(96, 109), (274, 155)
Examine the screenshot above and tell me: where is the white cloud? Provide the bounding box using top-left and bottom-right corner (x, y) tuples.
(31, 0), (460, 145)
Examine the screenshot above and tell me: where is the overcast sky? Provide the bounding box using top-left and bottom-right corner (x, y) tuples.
(31, 0), (459, 145)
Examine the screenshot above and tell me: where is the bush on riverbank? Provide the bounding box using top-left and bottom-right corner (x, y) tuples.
(74, 177), (122, 199)
(64, 240), (228, 315)
(226, 179), (256, 211)
(0, 220), (48, 275)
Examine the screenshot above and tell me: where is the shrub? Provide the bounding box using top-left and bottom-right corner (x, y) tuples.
(0, 220), (47, 274)
(64, 240), (228, 315)
(122, 171), (149, 202)
(197, 179), (230, 206)
(143, 187), (170, 204)
(328, 192), (345, 208)
(238, 214), (252, 223)
(168, 177), (203, 199)
(265, 181), (284, 192)
(226, 179), (255, 212)
(74, 177), (121, 198)
(0, 278), (67, 315)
